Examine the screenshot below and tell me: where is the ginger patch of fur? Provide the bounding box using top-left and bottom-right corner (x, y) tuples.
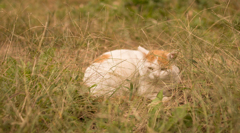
(93, 54), (111, 63)
(146, 50), (170, 67)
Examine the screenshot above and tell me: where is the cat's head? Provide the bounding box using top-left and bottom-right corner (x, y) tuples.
(138, 46), (178, 79)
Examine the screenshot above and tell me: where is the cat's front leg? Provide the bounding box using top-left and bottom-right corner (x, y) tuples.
(137, 79), (149, 95)
(145, 92), (171, 102)
(148, 93), (172, 102)
(162, 96), (171, 102)
(138, 81), (172, 102)
(137, 80), (159, 100)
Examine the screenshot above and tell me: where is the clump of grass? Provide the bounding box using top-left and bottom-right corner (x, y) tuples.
(0, 0), (240, 132)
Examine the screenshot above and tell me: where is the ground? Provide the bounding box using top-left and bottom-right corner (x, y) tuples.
(0, 0), (240, 132)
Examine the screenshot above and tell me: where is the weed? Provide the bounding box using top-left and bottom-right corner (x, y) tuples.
(0, 0), (240, 132)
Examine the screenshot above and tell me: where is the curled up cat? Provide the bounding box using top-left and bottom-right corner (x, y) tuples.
(83, 46), (181, 102)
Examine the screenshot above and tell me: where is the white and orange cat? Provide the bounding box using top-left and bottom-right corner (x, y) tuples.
(83, 46), (180, 101)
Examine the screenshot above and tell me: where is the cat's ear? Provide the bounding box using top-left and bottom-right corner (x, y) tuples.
(138, 46), (149, 55)
(167, 50), (178, 60)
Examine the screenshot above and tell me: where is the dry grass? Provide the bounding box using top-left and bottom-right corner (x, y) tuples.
(0, 0), (240, 132)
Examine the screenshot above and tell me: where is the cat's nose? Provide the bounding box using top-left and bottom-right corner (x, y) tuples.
(153, 71), (160, 77)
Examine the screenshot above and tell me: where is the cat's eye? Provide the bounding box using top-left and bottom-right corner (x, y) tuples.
(161, 68), (167, 71)
(148, 67), (154, 70)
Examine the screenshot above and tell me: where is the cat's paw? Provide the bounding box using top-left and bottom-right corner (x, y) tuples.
(162, 96), (171, 102)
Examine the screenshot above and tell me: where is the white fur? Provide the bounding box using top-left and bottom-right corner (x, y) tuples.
(83, 46), (180, 101)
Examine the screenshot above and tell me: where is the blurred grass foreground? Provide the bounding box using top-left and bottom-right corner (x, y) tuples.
(0, 0), (240, 132)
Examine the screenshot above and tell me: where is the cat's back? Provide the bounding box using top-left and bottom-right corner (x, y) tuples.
(103, 49), (143, 59)
(92, 49), (144, 66)
(83, 49), (144, 88)
(84, 49), (144, 80)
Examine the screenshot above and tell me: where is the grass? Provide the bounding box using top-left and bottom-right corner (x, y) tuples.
(0, 0), (240, 132)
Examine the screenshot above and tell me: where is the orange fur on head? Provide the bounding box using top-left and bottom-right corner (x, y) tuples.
(146, 50), (170, 67)
(93, 54), (111, 63)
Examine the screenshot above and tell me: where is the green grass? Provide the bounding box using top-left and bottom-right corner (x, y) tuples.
(0, 0), (240, 132)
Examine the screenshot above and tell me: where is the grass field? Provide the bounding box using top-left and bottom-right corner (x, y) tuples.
(0, 0), (240, 132)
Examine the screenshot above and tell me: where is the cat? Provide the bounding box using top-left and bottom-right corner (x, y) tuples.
(83, 46), (181, 102)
